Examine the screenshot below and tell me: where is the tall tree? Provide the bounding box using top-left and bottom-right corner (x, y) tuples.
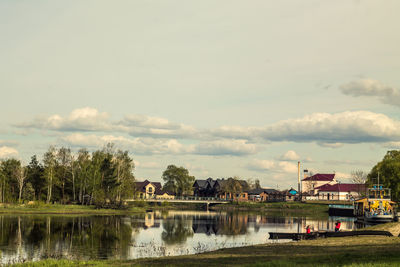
(162, 165), (195, 196)
(57, 147), (72, 204)
(43, 146), (57, 204)
(26, 155), (45, 200)
(114, 150), (135, 202)
(14, 164), (26, 203)
(0, 158), (20, 202)
(367, 150), (400, 201)
(77, 148), (91, 204)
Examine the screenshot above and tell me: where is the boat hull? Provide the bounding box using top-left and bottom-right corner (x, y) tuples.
(365, 214), (394, 223)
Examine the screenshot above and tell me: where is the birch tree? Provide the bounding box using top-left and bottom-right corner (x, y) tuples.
(44, 146), (57, 204)
(15, 164), (26, 203)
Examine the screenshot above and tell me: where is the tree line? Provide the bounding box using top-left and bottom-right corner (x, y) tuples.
(0, 143), (135, 206)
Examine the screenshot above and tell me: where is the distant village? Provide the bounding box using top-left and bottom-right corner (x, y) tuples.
(135, 172), (366, 202)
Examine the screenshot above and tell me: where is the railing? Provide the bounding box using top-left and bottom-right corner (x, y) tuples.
(145, 196), (230, 202)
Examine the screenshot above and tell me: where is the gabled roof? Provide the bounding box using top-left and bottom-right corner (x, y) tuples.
(315, 183), (366, 192)
(247, 188), (279, 195)
(135, 180), (162, 192)
(302, 173), (335, 182)
(193, 180), (210, 189)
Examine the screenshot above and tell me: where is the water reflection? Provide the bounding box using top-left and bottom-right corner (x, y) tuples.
(0, 212), (362, 264)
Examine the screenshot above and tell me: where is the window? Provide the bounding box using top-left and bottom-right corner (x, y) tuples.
(148, 187), (153, 193)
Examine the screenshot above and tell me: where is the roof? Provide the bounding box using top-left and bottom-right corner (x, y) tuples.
(247, 188), (279, 195)
(302, 173), (335, 182)
(135, 180), (162, 193)
(316, 183), (366, 192)
(193, 180), (209, 189)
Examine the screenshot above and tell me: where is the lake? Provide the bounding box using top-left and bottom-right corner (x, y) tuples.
(0, 211), (363, 264)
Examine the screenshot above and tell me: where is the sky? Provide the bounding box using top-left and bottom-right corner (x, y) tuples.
(1, 0), (400, 188)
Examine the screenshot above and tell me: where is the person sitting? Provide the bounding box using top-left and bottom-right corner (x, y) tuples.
(306, 225), (311, 234)
(335, 221), (341, 232)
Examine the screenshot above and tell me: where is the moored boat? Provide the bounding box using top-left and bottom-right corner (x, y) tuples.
(354, 185), (395, 223)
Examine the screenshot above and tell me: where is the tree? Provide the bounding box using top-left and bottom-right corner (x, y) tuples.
(351, 170), (367, 184)
(26, 155), (45, 200)
(43, 146), (57, 204)
(162, 165), (195, 196)
(57, 147), (72, 204)
(114, 150), (135, 202)
(14, 164), (26, 203)
(222, 177), (248, 201)
(0, 158), (20, 202)
(77, 148), (91, 204)
(351, 170), (367, 198)
(367, 150), (400, 201)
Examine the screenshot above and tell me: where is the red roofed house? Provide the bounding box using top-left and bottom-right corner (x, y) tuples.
(314, 183), (366, 201)
(301, 173), (337, 195)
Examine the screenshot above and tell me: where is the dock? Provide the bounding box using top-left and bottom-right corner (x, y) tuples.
(269, 230), (393, 240)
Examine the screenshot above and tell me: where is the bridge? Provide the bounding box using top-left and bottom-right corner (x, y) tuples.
(125, 197), (229, 209)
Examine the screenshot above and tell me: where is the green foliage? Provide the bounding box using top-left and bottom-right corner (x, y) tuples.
(162, 165), (195, 196)
(367, 150), (400, 201)
(0, 143), (136, 209)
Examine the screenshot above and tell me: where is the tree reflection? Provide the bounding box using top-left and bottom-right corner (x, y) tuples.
(161, 216), (193, 245)
(0, 215), (137, 263)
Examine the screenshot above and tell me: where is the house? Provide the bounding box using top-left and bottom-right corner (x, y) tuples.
(315, 183), (366, 201)
(193, 178), (249, 200)
(248, 188), (280, 202)
(280, 188), (298, 201)
(135, 180), (162, 199)
(301, 173), (337, 194)
(193, 178), (215, 197)
(214, 178), (249, 201)
(155, 190), (175, 200)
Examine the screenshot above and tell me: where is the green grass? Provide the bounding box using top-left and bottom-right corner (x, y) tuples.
(12, 234), (400, 266)
(211, 201), (329, 216)
(0, 203), (145, 215)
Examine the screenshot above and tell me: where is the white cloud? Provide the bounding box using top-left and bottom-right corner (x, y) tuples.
(60, 134), (258, 156)
(14, 108), (400, 147)
(279, 150), (300, 161)
(278, 161), (298, 173)
(15, 107), (111, 132)
(60, 133), (192, 155)
(340, 79), (400, 107)
(261, 111), (400, 144)
(194, 139), (258, 156)
(247, 159), (297, 174)
(247, 159), (276, 171)
(0, 146), (19, 158)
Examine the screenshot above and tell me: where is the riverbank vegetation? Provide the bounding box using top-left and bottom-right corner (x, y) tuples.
(12, 223), (400, 266)
(0, 144), (135, 207)
(210, 201), (329, 215)
(0, 203), (144, 214)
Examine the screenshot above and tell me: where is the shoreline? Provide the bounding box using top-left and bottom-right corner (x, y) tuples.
(11, 223), (400, 266)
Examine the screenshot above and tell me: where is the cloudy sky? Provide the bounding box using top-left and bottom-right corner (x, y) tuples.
(1, 0), (400, 188)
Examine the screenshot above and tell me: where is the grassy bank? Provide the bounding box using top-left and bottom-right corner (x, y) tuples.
(12, 223), (400, 266)
(0, 203), (145, 215)
(210, 201), (329, 215)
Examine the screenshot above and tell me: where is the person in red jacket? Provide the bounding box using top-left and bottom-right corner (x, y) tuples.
(306, 225), (311, 234)
(335, 221), (341, 232)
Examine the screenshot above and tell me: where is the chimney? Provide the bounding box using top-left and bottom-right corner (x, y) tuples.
(298, 162), (301, 194)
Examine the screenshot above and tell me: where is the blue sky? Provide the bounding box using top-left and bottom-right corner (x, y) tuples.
(1, 0), (400, 188)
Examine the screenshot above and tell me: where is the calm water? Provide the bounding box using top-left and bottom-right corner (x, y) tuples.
(0, 211), (362, 264)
